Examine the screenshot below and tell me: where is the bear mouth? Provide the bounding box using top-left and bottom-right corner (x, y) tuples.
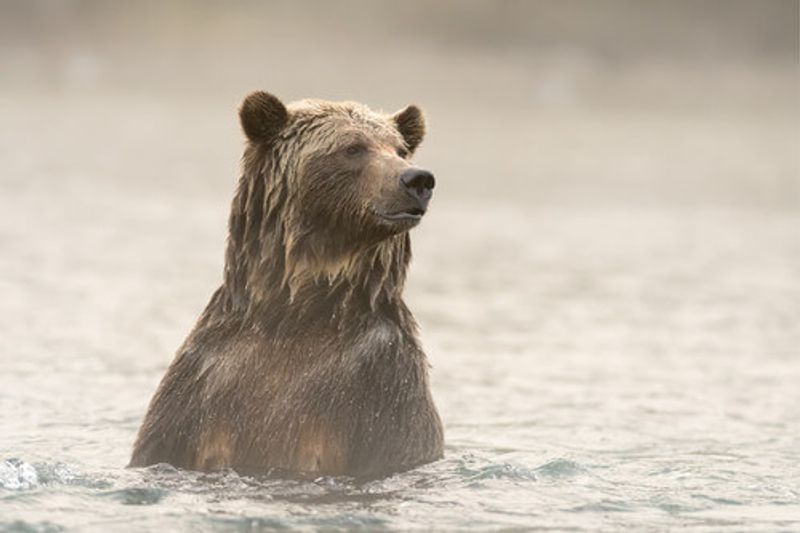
(378, 207), (426, 222)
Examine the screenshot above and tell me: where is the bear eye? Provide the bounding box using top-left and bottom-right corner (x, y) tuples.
(397, 147), (409, 159)
(345, 143), (368, 156)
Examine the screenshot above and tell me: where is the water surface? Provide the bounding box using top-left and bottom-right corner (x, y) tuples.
(1, 187), (798, 530)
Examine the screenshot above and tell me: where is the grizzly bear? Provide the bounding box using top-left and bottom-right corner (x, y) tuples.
(129, 91), (444, 478)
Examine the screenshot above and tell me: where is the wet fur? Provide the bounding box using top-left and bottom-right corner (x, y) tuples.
(129, 95), (443, 478)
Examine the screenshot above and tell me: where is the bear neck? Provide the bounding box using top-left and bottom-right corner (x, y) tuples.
(217, 170), (414, 330)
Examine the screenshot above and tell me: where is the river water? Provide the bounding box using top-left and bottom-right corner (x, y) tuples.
(1, 177), (798, 530)
(1, 2), (798, 526)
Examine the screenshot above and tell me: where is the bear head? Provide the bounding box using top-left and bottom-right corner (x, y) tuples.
(227, 91), (434, 307)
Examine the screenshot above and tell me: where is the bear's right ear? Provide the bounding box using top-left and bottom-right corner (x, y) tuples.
(239, 91), (289, 144)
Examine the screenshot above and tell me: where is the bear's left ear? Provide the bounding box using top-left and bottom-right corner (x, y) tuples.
(239, 91), (289, 144)
(392, 105), (426, 154)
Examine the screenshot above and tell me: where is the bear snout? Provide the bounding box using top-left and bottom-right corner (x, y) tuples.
(400, 168), (435, 208)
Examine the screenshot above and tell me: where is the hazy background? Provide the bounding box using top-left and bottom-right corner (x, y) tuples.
(1, 0), (798, 207)
(1, 2), (799, 531)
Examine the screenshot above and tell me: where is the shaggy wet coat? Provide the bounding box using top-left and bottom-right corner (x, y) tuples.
(129, 92), (444, 478)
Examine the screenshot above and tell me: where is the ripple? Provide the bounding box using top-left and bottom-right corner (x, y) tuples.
(452, 455), (539, 483)
(0, 459), (38, 490)
(533, 459), (588, 479)
(209, 517), (292, 531)
(100, 487), (169, 506)
(0, 521), (64, 533)
(0, 459), (111, 491)
(568, 500), (635, 513)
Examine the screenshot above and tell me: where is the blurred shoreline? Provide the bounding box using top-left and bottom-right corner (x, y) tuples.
(1, 0), (798, 209)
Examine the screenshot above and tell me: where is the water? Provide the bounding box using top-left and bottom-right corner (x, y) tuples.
(1, 2), (798, 527)
(1, 180), (798, 530)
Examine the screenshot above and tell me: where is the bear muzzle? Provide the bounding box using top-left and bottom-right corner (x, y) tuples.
(378, 168), (435, 223)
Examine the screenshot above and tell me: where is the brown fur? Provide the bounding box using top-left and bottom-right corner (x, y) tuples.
(129, 92), (443, 478)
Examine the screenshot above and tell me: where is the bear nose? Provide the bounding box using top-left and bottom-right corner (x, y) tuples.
(400, 169), (436, 203)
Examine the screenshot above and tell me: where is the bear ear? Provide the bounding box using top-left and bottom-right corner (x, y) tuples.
(392, 105), (426, 154)
(239, 91), (289, 144)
